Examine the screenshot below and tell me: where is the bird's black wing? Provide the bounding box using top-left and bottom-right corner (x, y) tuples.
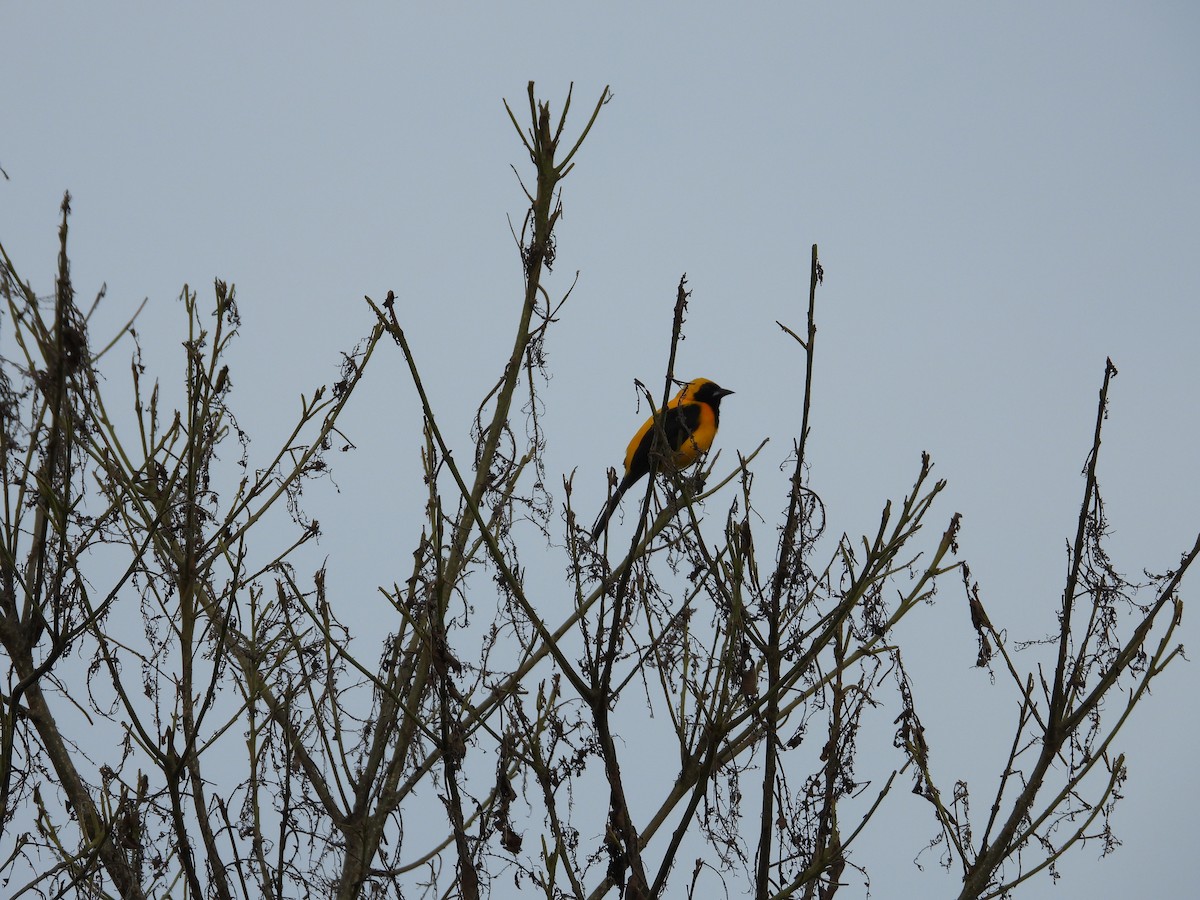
(624, 402), (702, 486)
(591, 404), (703, 541)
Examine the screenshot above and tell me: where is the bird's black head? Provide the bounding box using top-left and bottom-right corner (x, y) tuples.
(686, 379), (734, 421)
(690, 379), (733, 405)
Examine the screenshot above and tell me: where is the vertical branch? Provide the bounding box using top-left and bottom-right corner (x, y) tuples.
(1049, 358), (1116, 728)
(436, 632), (479, 900)
(348, 83), (610, 899)
(0, 195), (148, 898)
(589, 275), (692, 900)
(758, 245), (821, 898)
(457, 81), (608, 584)
(603, 274), (690, 685)
(955, 357), (1199, 900)
(805, 624), (848, 899)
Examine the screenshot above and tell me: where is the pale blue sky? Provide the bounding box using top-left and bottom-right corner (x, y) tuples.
(3, 3), (1198, 897)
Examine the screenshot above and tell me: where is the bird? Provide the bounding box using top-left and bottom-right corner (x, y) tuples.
(590, 378), (734, 541)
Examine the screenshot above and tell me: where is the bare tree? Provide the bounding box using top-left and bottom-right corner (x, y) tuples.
(0, 84), (1191, 900)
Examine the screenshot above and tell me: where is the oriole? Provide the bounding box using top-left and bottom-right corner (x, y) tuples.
(590, 378), (734, 541)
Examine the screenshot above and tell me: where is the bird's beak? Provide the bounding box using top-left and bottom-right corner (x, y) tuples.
(717, 388), (735, 399)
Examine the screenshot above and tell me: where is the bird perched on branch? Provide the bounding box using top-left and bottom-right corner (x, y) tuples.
(590, 378), (734, 541)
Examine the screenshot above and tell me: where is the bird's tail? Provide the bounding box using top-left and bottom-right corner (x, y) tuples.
(590, 485), (628, 542)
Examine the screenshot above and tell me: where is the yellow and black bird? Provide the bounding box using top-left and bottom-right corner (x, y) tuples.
(590, 378), (734, 541)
